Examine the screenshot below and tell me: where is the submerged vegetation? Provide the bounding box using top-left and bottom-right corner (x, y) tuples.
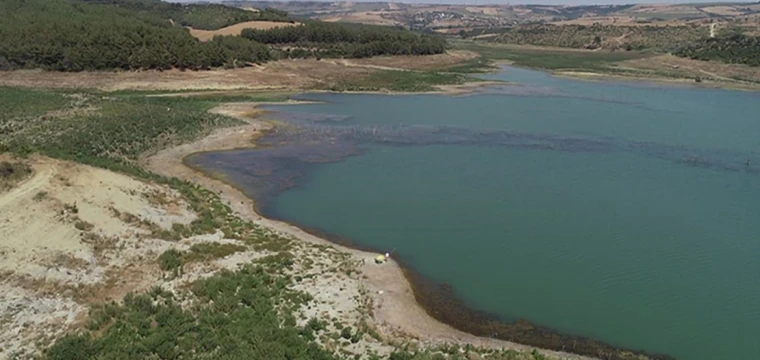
(317, 69), (470, 92)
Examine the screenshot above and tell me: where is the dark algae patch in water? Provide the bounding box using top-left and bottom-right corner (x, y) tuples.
(247, 211), (676, 360)
(404, 270), (674, 360)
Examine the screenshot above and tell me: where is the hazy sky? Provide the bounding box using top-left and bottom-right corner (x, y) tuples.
(181, 0), (759, 5)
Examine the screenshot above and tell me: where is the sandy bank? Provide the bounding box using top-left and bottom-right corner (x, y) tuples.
(144, 102), (592, 359)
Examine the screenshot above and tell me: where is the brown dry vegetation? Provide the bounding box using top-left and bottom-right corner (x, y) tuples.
(550, 16), (689, 26)
(188, 20), (298, 42)
(700, 6), (744, 17)
(552, 53), (760, 91)
(619, 54), (760, 85)
(350, 50), (479, 70)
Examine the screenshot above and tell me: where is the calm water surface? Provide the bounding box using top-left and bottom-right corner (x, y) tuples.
(192, 67), (760, 359)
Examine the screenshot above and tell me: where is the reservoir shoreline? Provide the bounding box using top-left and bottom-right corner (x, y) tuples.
(146, 100), (674, 360)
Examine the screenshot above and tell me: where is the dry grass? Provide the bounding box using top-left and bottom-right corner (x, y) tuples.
(0, 59), (368, 91)
(466, 6), (499, 16)
(188, 21), (298, 42)
(700, 6), (744, 17)
(349, 50), (478, 71)
(619, 54), (760, 85)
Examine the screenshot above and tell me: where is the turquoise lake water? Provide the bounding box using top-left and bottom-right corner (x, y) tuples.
(189, 67), (760, 359)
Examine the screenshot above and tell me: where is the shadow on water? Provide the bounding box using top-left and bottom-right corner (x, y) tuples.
(185, 87), (757, 360)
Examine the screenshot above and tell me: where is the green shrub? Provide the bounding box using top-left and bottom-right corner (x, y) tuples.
(340, 326), (353, 340)
(675, 34), (760, 67)
(158, 249), (184, 272)
(184, 242), (246, 262)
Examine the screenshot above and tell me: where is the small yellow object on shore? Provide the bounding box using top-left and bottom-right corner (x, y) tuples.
(375, 255), (386, 264)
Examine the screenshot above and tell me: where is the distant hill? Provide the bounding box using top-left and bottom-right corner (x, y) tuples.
(222, 1), (760, 32)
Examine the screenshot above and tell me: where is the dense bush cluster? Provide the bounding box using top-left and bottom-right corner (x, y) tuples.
(492, 23), (708, 51)
(674, 34), (760, 67)
(87, 0), (291, 30)
(0, 0), (273, 71)
(242, 22), (447, 58)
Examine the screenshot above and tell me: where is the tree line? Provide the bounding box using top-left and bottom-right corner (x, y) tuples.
(0, 0), (272, 71)
(0, 0), (446, 72)
(674, 34), (760, 67)
(242, 22), (448, 58)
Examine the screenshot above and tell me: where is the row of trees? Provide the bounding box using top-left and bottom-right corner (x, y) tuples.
(242, 22), (447, 58)
(674, 34), (760, 67)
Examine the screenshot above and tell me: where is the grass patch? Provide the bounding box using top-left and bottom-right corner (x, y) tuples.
(0, 87), (240, 173)
(317, 70), (471, 92)
(158, 249), (184, 272)
(0, 87), (71, 120)
(110, 89), (296, 103)
(244, 231), (293, 252)
(453, 41), (654, 72)
(184, 242), (247, 262)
